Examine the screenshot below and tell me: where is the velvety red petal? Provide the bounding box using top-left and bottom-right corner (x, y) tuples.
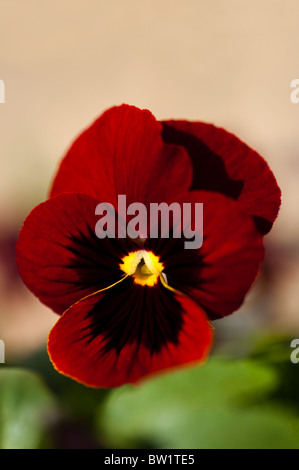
(161, 120), (281, 234)
(16, 193), (134, 315)
(50, 105), (192, 207)
(144, 191), (264, 319)
(48, 279), (213, 388)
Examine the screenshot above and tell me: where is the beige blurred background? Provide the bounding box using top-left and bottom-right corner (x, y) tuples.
(0, 0), (298, 359)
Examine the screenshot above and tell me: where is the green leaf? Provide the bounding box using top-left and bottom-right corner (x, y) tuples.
(97, 357), (299, 449)
(0, 368), (57, 449)
(17, 349), (110, 424)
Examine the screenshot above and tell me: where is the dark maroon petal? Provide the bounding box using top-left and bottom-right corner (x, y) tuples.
(144, 191), (264, 319)
(16, 193), (135, 315)
(48, 277), (213, 387)
(50, 105), (192, 208)
(161, 120), (281, 234)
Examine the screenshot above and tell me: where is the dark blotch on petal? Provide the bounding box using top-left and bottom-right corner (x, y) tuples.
(161, 123), (244, 200)
(86, 278), (183, 355)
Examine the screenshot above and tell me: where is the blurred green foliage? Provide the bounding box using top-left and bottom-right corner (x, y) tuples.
(97, 356), (299, 449)
(0, 368), (57, 449)
(1, 334), (299, 449)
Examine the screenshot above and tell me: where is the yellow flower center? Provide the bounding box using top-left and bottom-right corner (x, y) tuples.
(120, 250), (164, 287)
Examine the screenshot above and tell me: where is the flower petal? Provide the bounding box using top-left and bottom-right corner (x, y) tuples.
(50, 105), (192, 207)
(144, 191), (264, 319)
(16, 193), (134, 315)
(161, 121), (281, 234)
(48, 278), (213, 388)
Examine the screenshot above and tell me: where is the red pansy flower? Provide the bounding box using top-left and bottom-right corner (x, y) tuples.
(16, 105), (280, 388)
